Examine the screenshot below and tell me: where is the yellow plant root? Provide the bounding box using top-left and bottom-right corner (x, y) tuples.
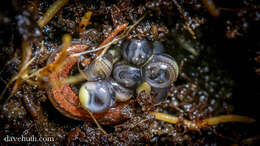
(0, 41), (32, 101)
(198, 115), (256, 128)
(150, 112), (255, 131)
(37, 0), (69, 28)
(38, 34), (72, 78)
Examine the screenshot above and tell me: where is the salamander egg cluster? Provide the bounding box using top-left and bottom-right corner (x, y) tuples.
(79, 38), (179, 113)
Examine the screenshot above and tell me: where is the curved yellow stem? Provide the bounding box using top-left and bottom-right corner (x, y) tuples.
(37, 0), (69, 28)
(150, 112), (255, 131)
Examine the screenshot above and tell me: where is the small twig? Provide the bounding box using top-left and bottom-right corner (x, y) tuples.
(128, 119), (150, 130)
(37, 34), (72, 78)
(53, 73), (85, 86)
(172, 0), (187, 20)
(172, 0), (200, 39)
(0, 41), (34, 102)
(70, 38), (120, 57)
(96, 23), (128, 57)
(124, 13), (147, 36)
(85, 108), (107, 134)
(177, 37), (198, 56)
(97, 13), (147, 58)
(219, 6), (260, 12)
(71, 13), (147, 58)
(202, 0), (220, 17)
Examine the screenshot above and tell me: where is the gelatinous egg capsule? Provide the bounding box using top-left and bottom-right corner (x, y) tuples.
(112, 63), (142, 88)
(79, 81), (115, 113)
(83, 56), (113, 81)
(136, 81), (168, 103)
(122, 38), (153, 66)
(83, 47), (121, 81)
(152, 41), (165, 55)
(142, 54), (179, 88)
(107, 45), (121, 64)
(108, 78), (134, 102)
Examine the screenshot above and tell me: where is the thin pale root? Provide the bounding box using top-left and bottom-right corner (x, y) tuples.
(37, 0), (69, 28)
(150, 112), (255, 131)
